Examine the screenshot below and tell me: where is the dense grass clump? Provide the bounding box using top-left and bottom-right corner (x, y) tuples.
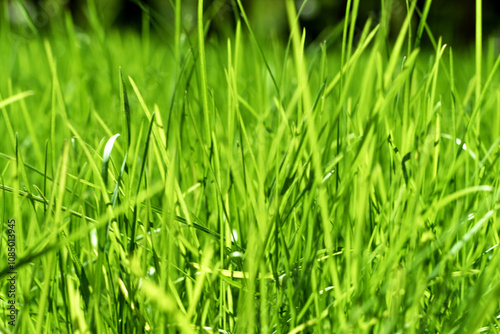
(1, 0), (500, 333)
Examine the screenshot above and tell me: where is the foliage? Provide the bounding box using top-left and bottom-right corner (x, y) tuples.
(1, 0), (500, 333)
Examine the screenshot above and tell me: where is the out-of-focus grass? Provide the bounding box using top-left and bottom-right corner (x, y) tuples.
(1, 0), (500, 333)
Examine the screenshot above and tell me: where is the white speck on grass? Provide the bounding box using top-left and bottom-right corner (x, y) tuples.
(230, 251), (243, 258)
(147, 267), (156, 276)
(279, 273), (286, 282)
(319, 286), (334, 294)
(467, 213), (475, 220)
(90, 228), (98, 249)
(455, 138), (467, 150)
(231, 229), (238, 242)
(442, 134), (477, 160)
(322, 170), (335, 183)
(174, 277), (185, 284)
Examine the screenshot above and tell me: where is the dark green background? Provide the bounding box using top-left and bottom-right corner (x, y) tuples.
(6, 0), (500, 47)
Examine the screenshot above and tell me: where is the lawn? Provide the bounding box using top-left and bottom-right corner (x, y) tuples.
(1, 0), (500, 333)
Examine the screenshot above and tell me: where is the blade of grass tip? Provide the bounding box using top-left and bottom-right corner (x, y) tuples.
(428, 42), (446, 180)
(346, 0), (361, 62)
(102, 134), (121, 187)
(406, 0), (413, 56)
(324, 22), (379, 96)
(130, 112), (155, 254)
(65, 11), (82, 68)
(101, 133), (121, 252)
(402, 42), (413, 153)
(449, 48), (457, 151)
(111, 152), (128, 209)
(127, 119), (144, 213)
(417, 9), (438, 50)
(475, 0), (482, 135)
(45, 39), (70, 127)
(235, 0), (283, 107)
(0, 90), (35, 109)
(119, 67), (131, 149)
(470, 53), (500, 126)
(456, 53), (500, 158)
(46, 40), (58, 177)
(432, 97), (441, 181)
(57, 245), (72, 333)
(0, 91), (34, 149)
(91, 109), (125, 156)
(19, 96), (44, 165)
(197, 0), (212, 148)
(0, 1), (9, 37)
(319, 42), (327, 109)
(87, 0), (105, 43)
(174, 0), (181, 62)
(340, 0), (352, 91)
(414, 0), (433, 48)
(13, 0), (38, 37)
(142, 4), (150, 61)
(52, 141), (72, 242)
(286, 0), (312, 118)
(383, 0), (417, 88)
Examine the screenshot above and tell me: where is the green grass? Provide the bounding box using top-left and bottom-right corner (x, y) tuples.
(1, 0), (500, 332)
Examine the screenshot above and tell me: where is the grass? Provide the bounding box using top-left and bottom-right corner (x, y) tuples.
(1, 0), (500, 332)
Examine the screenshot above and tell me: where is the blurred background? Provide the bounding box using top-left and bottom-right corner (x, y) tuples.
(4, 0), (500, 48)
